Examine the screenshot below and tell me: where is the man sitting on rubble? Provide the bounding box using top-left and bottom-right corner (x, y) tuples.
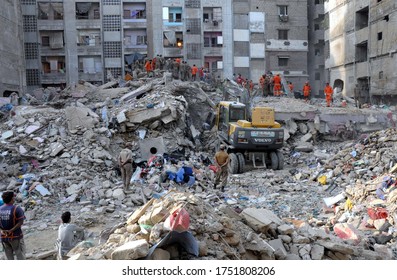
(118, 142), (134, 192)
(56, 211), (85, 260)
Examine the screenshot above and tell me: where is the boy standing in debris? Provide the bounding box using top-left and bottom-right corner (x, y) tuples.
(118, 142), (134, 192)
(0, 191), (26, 260)
(56, 211), (85, 260)
(214, 144), (230, 192)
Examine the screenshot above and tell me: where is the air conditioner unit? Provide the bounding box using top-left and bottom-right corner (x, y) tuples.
(204, 19), (209, 22)
(279, 15), (289, 22)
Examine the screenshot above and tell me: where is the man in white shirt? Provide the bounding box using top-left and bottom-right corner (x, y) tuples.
(57, 211), (85, 260)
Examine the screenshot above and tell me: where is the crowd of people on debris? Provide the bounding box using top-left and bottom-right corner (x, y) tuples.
(124, 54), (365, 109)
(125, 54), (222, 86)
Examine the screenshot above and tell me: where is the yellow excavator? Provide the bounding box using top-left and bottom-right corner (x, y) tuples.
(216, 101), (284, 174)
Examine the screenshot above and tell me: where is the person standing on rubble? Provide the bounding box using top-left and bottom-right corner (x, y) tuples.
(0, 191), (26, 260)
(214, 144), (230, 192)
(324, 82), (334, 107)
(118, 142), (134, 192)
(56, 211), (85, 260)
(303, 81), (311, 102)
(273, 73), (282, 96)
(191, 64), (198, 81)
(354, 84), (361, 108)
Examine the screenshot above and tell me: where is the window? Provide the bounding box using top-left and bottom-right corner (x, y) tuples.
(136, 35), (147, 45)
(94, 9), (100, 19)
(379, 71), (383, 79)
(315, 49), (320, 55)
(163, 7), (182, 23)
(278, 57), (289, 66)
(42, 36), (50, 47)
(204, 32), (222, 47)
(278, 5), (288, 16)
(315, 72), (320, 80)
(278, 29), (288, 40)
(163, 32), (183, 47)
(378, 32), (382, 40)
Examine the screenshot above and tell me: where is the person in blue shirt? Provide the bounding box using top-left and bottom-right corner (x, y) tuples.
(0, 191), (26, 260)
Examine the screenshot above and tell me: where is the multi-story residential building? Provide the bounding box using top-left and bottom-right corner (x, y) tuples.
(0, 1), (25, 96)
(308, 0), (325, 97)
(232, 0), (309, 89)
(148, 0), (233, 79)
(20, 0), (311, 92)
(325, 0), (397, 104)
(20, 0), (149, 91)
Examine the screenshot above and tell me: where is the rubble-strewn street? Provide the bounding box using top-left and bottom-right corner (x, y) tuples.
(1, 74), (397, 260)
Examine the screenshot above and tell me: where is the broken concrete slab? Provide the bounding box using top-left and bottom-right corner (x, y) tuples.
(65, 106), (99, 130)
(241, 208), (282, 232)
(111, 239), (149, 260)
(139, 137), (166, 161)
(120, 82), (153, 102)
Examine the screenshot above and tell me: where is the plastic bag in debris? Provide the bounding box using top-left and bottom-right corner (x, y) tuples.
(367, 207), (388, 220)
(164, 208), (190, 233)
(130, 166), (142, 182)
(318, 175), (327, 185)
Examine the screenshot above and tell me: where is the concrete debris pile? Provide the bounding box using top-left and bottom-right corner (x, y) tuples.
(306, 128), (397, 257)
(62, 190), (388, 260)
(0, 75), (221, 207)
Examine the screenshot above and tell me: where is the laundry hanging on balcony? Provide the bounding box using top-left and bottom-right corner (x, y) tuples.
(164, 31), (176, 45)
(38, 3), (50, 15)
(50, 32), (64, 49)
(51, 3), (64, 15)
(76, 3), (92, 14)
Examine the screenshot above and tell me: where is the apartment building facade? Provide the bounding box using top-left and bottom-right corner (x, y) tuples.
(19, 0), (314, 92)
(232, 0), (309, 88)
(147, 0), (233, 79)
(308, 0), (325, 97)
(0, 1), (25, 96)
(325, 0), (397, 104)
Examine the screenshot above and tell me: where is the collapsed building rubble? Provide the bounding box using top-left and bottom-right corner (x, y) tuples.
(0, 75), (397, 260)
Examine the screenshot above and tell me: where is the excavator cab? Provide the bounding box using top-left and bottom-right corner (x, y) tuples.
(216, 101), (285, 173)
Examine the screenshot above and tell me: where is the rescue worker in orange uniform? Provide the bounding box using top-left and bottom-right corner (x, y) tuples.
(145, 60), (153, 76)
(303, 81), (311, 102)
(191, 64), (198, 81)
(273, 74), (282, 96)
(324, 82), (333, 107)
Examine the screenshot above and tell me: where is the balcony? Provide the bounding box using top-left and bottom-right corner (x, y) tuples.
(313, 30), (324, 44)
(355, 27), (369, 45)
(163, 47), (183, 57)
(356, 61), (369, 78)
(37, 20), (64, 31)
(203, 20), (223, 31)
(314, 4), (324, 19)
(76, 19), (101, 29)
(41, 72), (66, 84)
(123, 20), (147, 29)
(78, 72), (103, 82)
(40, 47), (65, 56)
(77, 45), (102, 56)
(203, 47), (223, 57)
(124, 44), (147, 54)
